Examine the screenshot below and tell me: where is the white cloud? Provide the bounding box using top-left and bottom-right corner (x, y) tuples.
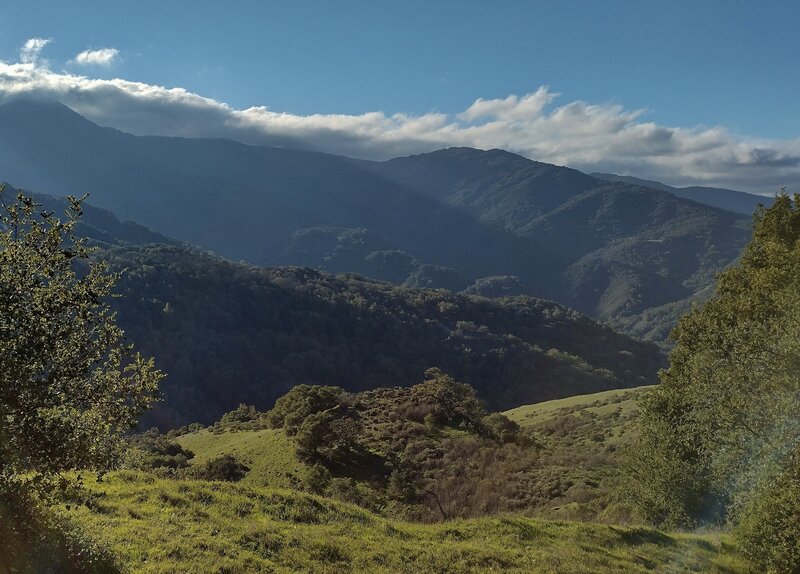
(20, 37), (51, 65)
(71, 48), (120, 67)
(0, 39), (798, 194)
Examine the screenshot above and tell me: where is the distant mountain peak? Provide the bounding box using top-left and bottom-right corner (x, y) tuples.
(0, 97), (92, 121)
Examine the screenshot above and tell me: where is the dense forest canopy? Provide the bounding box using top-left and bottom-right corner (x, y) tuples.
(101, 244), (663, 428)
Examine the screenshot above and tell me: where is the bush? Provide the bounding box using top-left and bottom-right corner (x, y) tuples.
(0, 478), (120, 573)
(194, 455), (250, 482)
(482, 413), (520, 443)
(123, 428), (195, 472)
(410, 368), (486, 431)
(304, 464), (332, 494)
(295, 411), (364, 466)
(217, 404), (267, 431)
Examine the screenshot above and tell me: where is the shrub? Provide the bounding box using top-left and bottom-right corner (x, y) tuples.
(194, 455), (250, 482)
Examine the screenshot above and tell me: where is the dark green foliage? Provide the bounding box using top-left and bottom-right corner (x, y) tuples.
(304, 464), (332, 494)
(193, 455), (251, 482)
(735, 446), (800, 573)
(101, 244), (663, 427)
(294, 410), (365, 466)
(0, 189), (162, 479)
(266, 385), (347, 435)
(0, 189), (159, 572)
(212, 403), (270, 432)
(631, 194), (800, 571)
(482, 413), (521, 444)
(409, 368), (487, 431)
(0, 481), (120, 574)
(267, 376), (549, 521)
(220, 404), (259, 426)
(124, 428), (195, 471)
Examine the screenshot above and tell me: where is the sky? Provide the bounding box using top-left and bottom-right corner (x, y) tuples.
(0, 0), (799, 194)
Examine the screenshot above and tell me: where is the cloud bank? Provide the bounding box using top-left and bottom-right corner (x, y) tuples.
(1, 39), (798, 194)
(71, 48), (120, 67)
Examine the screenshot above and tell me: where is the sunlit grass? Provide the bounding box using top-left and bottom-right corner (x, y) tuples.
(176, 428), (308, 489)
(63, 472), (749, 574)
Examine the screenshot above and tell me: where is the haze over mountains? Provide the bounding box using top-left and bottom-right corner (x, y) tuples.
(0, 99), (755, 343)
(591, 172), (774, 216)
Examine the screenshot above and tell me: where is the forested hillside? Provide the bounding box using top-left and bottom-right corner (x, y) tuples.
(101, 244), (663, 427)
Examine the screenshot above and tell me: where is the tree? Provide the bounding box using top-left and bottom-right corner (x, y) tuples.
(630, 193), (800, 571)
(0, 188), (162, 567)
(266, 384), (345, 435)
(411, 368), (486, 430)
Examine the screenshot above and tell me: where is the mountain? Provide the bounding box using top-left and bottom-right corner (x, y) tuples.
(591, 172), (773, 216)
(0, 100), (753, 343)
(102, 244), (664, 428)
(367, 148), (752, 340)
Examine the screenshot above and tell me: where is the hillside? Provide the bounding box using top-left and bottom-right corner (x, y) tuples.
(0, 184), (176, 248)
(505, 386), (649, 429)
(370, 149), (752, 339)
(0, 100), (752, 343)
(177, 428), (307, 490)
(100, 244), (663, 427)
(61, 473), (747, 574)
(139, 383), (654, 523)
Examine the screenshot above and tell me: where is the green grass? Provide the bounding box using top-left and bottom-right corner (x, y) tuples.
(176, 428), (308, 489)
(499, 386), (657, 521)
(503, 386), (651, 428)
(63, 472), (749, 574)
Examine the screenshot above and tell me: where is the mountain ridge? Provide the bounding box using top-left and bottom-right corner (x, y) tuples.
(0, 100), (753, 344)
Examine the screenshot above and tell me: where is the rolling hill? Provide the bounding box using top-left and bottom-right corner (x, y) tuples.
(61, 473), (747, 574)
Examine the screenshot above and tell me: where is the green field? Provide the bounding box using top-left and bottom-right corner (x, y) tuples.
(504, 386), (650, 428)
(176, 428), (308, 489)
(63, 472), (747, 574)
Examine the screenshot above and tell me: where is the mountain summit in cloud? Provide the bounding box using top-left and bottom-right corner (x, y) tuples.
(0, 38), (798, 194)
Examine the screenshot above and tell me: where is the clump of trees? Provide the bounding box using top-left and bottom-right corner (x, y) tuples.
(265, 369), (543, 521)
(630, 194), (800, 572)
(0, 189), (162, 571)
(124, 428), (195, 472)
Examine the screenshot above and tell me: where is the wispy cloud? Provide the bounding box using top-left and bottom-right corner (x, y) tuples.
(71, 47), (120, 67)
(20, 37), (51, 65)
(0, 39), (798, 194)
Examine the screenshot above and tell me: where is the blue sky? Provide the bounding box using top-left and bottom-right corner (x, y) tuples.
(1, 0), (799, 193)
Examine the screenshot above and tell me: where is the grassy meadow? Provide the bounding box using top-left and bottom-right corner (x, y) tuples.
(62, 472), (748, 574)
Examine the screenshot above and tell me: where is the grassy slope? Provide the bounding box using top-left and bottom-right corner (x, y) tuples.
(502, 386), (654, 521)
(171, 387), (655, 522)
(65, 473), (747, 574)
(176, 428), (308, 489)
(503, 386), (650, 427)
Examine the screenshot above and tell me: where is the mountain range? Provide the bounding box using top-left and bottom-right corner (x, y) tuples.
(0, 99), (755, 344)
(591, 172), (773, 216)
